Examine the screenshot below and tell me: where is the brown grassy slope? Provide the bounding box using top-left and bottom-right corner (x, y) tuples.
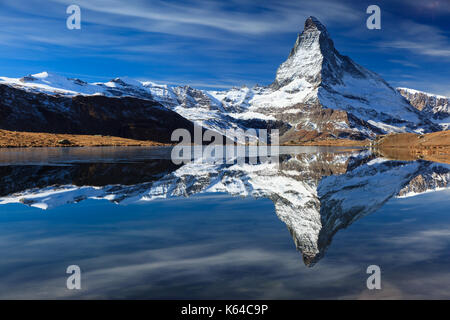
(0, 129), (167, 148)
(375, 130), (450, 148)
(283, 138), (370, 147)
(374, 130), (450, 164)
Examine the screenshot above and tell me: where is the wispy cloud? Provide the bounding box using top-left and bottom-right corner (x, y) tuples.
(406, 0), (450, 14)
(383, 40), (450, 57)
(388, 59), (420, 68)
(378, 20), (450, 58)
(3, 0), (361, 40)
(0, 0), (448, 91)
(54, 0), (360, 36)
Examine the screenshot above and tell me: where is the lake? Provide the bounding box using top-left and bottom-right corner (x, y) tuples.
(0, 146), (449, 299)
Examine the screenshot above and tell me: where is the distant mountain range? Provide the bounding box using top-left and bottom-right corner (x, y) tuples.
(0, 16), (448, 143)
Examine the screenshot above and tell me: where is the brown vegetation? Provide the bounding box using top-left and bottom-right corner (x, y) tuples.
(0, 129), (166, 148)
(374, 131), (450, 148)
(374, 130), (450, 164)
(283, 136), (370, 147)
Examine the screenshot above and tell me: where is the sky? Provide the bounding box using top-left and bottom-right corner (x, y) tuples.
(0, 0), (449, 95)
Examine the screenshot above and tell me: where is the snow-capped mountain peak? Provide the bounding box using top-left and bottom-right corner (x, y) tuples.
(0, 17), (443, 142)
(267, 16), (429, 135)
(273, 16), (332, 89)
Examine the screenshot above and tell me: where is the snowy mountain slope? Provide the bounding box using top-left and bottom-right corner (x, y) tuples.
(0, 72), (154, 99)
(397, 88), (450, 130)
(211, 17), (438, 138)
(0, 72), (274, 142)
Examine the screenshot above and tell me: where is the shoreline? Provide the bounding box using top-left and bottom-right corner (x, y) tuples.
(372, 131), (450, 164)
(1, 129), (449, 156)
(282, 139), (369, 147)
(0, 129), (168, 148)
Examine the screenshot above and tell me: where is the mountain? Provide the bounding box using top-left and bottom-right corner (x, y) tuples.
(0, 72), (280, 142)
(0, 17), (443, 143)
(0, 83), (198, 143)
(211, 17), (438, 142)
(397, 87), (450, 130)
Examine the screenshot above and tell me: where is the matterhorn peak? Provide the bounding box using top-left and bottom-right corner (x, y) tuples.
(266, 16), (431, 134)
(272, 15), (373, 91)
(272, 16), (335, 89)
(304, 16), (328, 34)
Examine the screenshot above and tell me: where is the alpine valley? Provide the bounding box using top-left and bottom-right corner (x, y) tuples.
(0, 17), (448, 144)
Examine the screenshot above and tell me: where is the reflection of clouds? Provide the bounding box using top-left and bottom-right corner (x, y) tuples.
(329, 227), (450, 267)
(384, 229), (450, 246)
(353, 282), (405, 300)
(376, 228), (450, 265)
(4, 214), (449, 300)
(0, 198), (362, 299)
(0, 187), (449, 299)
(351, 273), (450, 300)
(0, 243), (360, 299)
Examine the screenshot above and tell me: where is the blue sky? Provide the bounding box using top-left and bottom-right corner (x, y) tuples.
(0, 0), (449, 95)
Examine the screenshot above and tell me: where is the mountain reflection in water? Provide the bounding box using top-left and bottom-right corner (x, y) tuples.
(1, 146), (448, 266)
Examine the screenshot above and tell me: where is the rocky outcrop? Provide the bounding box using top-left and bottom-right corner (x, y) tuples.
(397, 163), (450, 197)
(397, 88), (450, 130)
(0, 160), (180, 197)
(275, 103), (384, 143)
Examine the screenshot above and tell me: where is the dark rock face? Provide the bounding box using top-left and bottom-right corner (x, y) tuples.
(0, 160), (180, 197)
(232, 117), (292, 137)
(264, 103), (384, 143)
(397, 164), (450, 197)
(0, 84), (197, 143)
(174, 86), (223, 111)
(398, 88), (450, 122)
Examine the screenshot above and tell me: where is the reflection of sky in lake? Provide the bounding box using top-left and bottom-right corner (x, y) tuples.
(0, 189), (449, 299)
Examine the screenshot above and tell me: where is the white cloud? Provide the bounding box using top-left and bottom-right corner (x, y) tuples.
(388, 59), (420, 68)
(378, 20), (450, 59)
(4, 0), (361, 38)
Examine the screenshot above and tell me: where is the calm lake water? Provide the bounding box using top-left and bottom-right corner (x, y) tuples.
(0, 146), (449, 299)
